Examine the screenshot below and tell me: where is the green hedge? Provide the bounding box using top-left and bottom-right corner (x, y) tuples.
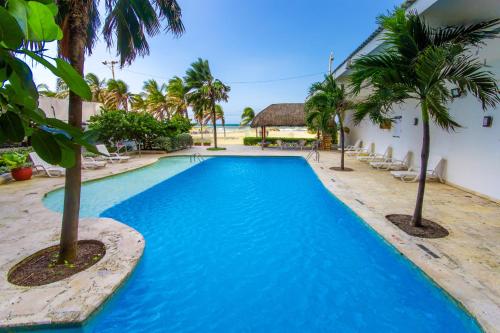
(243, 137), (316, 146)
(153, 133), (193, 152)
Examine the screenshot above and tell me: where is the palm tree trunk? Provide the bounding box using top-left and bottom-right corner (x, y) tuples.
(58, 2), (88, 263)
(212, 100), (218, 148)
(339, 117), (345, 170)
(411, 105), (430, 227)
(222, 118), (226, 138)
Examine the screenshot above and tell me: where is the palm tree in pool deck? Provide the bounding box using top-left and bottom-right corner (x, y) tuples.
(305, 95), (336, 145)
(185, 58), (230, 148)
(349, 10), (499, 228)
(307, 74), (353, 169)
(55, 0), (184, 262)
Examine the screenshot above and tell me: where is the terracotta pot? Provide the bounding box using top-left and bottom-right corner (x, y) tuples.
(11, 167), (32, 181)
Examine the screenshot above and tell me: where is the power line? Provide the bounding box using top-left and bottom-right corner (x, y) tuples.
(121, 68), (326, 85)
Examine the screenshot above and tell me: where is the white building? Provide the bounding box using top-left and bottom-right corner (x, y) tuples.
(334, 0), (500, 201)
(38, 96), (102, 124)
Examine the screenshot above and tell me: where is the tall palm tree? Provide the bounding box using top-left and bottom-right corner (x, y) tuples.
(55, 0), (184, 262)
(105, 79), (131, 111)
(307, 74), (353, 169)
(167, 76), (189, 119)
(192, 104), (208, 140)
(130, 93), (148, 112)
(240, 107), (255, 125)
(350, 10), (499, 228)
(85, 72), (107, 103)
(305, 97), (336, 144)
(142, 79), (170, 119)
(185, 58), (230, 148)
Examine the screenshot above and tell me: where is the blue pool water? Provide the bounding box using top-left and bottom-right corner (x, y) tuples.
(41, 157), (480, 332)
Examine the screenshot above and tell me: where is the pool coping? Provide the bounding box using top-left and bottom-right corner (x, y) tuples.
(0, 151), (498, 332)
(0, 156), (163, 329)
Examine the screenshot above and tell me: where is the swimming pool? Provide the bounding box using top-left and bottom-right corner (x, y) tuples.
(42, 156), (481, 332)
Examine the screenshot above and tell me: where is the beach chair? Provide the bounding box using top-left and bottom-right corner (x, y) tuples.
(297, 140), (306, 151)
(96, 144), (130, 163)
(370, 152), (410, 170)
(358, 146), (391, 162)
(339, 139), (362, 152)
(346, 142), (373, 157)
(391, 157), (444, 183)
(82, 155), (107, 169)
(29, 152), (65, 177)
(276, 140), (284, 150)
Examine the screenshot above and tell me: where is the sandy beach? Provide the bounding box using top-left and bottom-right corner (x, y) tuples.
(190, 125), (316, 145)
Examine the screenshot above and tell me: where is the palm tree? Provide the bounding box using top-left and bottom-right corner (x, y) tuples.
(85, 73), (107, 103)
(55, 78), (69, 98)
(192, 104), (208, 139)
(240, 107), (254, 125)
(105, 79), (131, 111)
(55, 0), (184, 262)
(185, 58), (230, 148)
(215, 104), (226, 137)
(143, 79), (170, 119)
(130, 93), (148, 112)
(37, 83), (57, 97)
(305, 97), (336, 144)
(350, 10), (499, 228)
(307, 74), (353, 169)
(167, 76), (189, 119)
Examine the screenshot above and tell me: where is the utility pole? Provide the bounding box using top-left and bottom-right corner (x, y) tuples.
(102, 60), (118, 79)
(328, 52), (334, 77)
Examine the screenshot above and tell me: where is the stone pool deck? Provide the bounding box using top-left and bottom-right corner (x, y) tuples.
(0, 147), (499, 331)
(0, 156), (161, 328)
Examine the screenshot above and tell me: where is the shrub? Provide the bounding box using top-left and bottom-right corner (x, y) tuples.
(243, 137), (316, 146)
(153, 134), (193, 152)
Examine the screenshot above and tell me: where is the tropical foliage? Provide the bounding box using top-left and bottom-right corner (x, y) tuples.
(240, 107), (255, 125)
(0, 0), (96, 169)
(185, 58), (230, 148)
(306, 75), (353, 169)
(88, 109), (191, 150)
(350, 10), (500, 227)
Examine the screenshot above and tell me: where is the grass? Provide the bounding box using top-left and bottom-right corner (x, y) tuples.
(206, 147), (227, 151)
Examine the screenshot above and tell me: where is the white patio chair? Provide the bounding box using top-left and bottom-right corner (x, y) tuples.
(358, 146), (392, 162)
(370, 152), (411, 170)
(82, 155), (107, 169)
(29, 152), (65, 177)
(339, 139), (362, 151)
(391, 157), (444, 183)
(96, 144), (131, 163)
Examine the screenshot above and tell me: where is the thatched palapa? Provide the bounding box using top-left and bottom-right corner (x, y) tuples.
(251, 103), (305, 127)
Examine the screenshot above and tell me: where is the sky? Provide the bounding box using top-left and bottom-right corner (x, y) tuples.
(32, 0), (402, 124)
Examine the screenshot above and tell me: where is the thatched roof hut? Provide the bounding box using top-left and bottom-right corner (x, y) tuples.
(251, 103), (305, 128)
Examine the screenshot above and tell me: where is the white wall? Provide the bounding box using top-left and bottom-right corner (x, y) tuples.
(38, 96), (102, 124)
(345, 39), (500, 201)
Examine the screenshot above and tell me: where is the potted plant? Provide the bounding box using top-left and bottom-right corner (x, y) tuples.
(0, 152), (33, 181)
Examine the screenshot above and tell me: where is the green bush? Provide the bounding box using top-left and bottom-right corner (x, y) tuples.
(88, 108), (192, 150)
(153, 133), (193, 152)
(243, 137), (316, 146)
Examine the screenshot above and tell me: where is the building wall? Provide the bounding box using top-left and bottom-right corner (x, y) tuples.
(38, 96), (102, 123)
(344, 39), (500, 201)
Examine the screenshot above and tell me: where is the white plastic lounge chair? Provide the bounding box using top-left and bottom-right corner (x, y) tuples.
(29, 152), (65, 177)
(96, 144), (130, 163)
(346, 142), (373, 157)
(276, 140), (284, 150)
(358, 146), (391, 162)
(339, 139), (361, 152)
(391, 157), (444, 183)
(371, 152), (410, 170)
(82, 155), (107, 169)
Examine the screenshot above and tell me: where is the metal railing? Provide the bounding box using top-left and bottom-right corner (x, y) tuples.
(306, 141), (320, 162)
(190, 153), (205, 163)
